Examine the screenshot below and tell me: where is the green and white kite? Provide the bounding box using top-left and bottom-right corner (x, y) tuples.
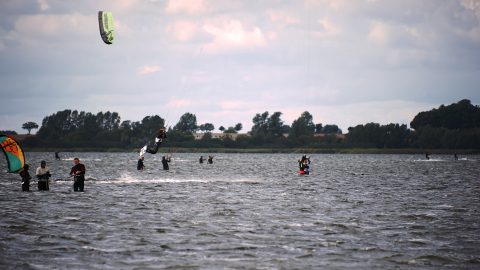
(98, 11), (114, 44)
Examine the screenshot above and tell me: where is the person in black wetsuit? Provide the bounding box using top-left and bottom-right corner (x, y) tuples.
(19, 164), (32, 191)
(162, 156), (170, 170)
(199, 156), (204, 164)
(137, 156), (145, 170)
(55, 152), (61, 160)
(425, 152), (430, 160)
(454, 153), (458, 160)
(143, 128), (167, 155)
(70, 158), (86, 192)
(207, 156), (213, 164)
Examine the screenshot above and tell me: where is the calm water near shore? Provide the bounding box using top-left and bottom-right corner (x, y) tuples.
(0, 153), (479, 269)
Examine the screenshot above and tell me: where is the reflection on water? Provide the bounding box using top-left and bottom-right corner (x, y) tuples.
(1, 153), (479, 269)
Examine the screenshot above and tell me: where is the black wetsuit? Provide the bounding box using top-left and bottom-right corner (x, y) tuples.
(145, 130), (167, 154)
(137, 159), (144, 170)
(37, 170), (51, 191)
(162, 157), (170, 170)
(199, 156), (204, 164)
(70, 163), (86, 192)
(208, 156), (213, 164)
(20, 168), (32, 191)
(146, 140), (163, 154)
(55, 152), (60, 160)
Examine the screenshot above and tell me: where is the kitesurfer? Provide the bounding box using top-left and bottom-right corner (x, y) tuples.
(55, 152), (61, 160)
(19, 164), (32, 191)
(70, 158), (86, 192)
(298, 155), (311, 175)
(199, 156), (204, 164)
(454, 153), (458, 160)
(425, 152), (430, 160)
(141, 128), (167, 155)
(36, 160), (51, 191)
(137, 156), (145, 170)
(162, 156), (170, 170)
(208, 156), (213, 164)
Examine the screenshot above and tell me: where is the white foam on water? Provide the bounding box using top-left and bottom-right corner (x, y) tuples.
(61, 157), (102, 161)
(101, 173), (260, 184)
(413, 159), (445, 162)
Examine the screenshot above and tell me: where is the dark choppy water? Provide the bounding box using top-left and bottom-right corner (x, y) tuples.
(0, 153), (479, 269)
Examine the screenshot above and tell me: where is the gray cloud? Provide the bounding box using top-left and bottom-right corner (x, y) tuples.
(1, 0), (479, 133)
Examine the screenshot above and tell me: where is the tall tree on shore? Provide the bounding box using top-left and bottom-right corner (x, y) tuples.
(22, 122), (39, 135)
(174, 113), (197, 133)
(290, 111), (315, 137)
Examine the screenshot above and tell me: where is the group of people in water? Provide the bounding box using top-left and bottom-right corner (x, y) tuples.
(19, 157), (86, 192)
(425, 152), (460, 160)
(137, 155), (215, 171)
(19, 127), (468, 191)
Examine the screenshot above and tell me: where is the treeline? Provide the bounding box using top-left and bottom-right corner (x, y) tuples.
(19, 99), (480, 150)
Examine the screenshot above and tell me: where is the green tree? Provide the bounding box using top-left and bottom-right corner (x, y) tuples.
(410, 99), (480, 130)
(234, 123), (243, 132)
(267, 112), (284, 137)
(251, 112), (269, 135)
(204, 123), (215, 132)
(323, 124), (341, 134)
(290, 111), (315, 137)
(174, 113), (197, 133)
(22, 122), (39, 135)
(219, 126), (225, 132)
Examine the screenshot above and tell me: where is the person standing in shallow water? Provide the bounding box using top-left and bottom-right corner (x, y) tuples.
(137, 156), (145, 170)
(208, 156), (213, 164)
(36, 160), (51, 191)
(19, 164), (32, 191)
(162, 156), (170, 170)
(55, 152), (61, 160)
(199, 156), (204, 164)
(70, 158), (86, 192)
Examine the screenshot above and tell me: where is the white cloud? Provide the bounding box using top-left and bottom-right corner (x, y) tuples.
(167, 20), (199, 41)
(166, 98), (192, 108)
(37, 0), (49, 11)
(165, 0), (205, 14)
(138, 65), (161, 75)
(12, 13), (94, 43)
(368, 20), (390, 45)
(266, 10), (299, 25)
(202, 19), (266, 53)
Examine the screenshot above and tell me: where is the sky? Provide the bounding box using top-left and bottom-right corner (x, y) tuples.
(1, 0), (479, 133)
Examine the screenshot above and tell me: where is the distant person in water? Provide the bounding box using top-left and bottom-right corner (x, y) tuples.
(137, 156), (145, 170)
(199, 156), (204, 164)
(454, 153), (458, 161)
(208, 156), (213, 164)
(36, 160), (51, 191)
(162, 156), (170, 170)
(70, 158), (86, 192)
(298, 155), (311, 175)
(425, 152), (430, 160)
(55, 152), (61, 160)
(19, 164), (32, 191)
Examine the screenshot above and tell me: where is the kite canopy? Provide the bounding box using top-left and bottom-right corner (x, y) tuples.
(0, 135), (25, 173)
(98, 11), (114, 44)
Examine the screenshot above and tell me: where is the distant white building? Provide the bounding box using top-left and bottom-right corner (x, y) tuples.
(193, 132), (250, 141)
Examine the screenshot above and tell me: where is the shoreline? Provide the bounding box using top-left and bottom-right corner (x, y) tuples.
(23, 147), (480, 154)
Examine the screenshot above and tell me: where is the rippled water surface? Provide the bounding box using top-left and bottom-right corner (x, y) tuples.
(1, 153), (479, 269)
